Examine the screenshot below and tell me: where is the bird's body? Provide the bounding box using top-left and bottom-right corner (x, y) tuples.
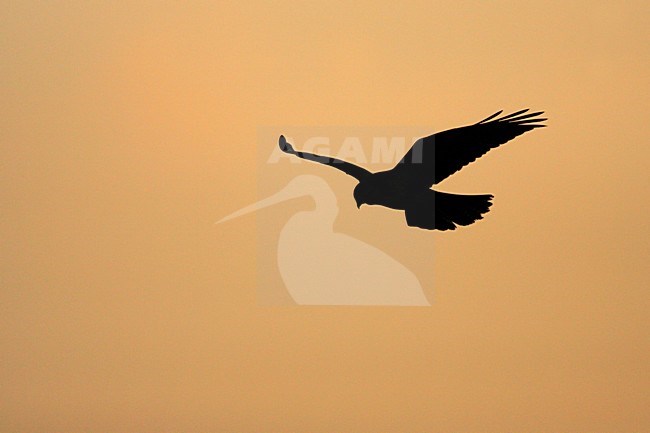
(353, 169), (414, 210)
(280, 109), (546, 230)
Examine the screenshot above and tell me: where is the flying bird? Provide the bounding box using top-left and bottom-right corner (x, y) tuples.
(279, 109), (546, 230)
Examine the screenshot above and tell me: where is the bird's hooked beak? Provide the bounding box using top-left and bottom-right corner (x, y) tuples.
(216, 186), (299, 224)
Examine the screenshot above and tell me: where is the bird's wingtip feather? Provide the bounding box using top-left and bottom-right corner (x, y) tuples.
(279, 134), (293, 152)
(478, 110), (504, 124)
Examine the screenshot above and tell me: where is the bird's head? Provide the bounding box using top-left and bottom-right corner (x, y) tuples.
(353, 183), (367, 209)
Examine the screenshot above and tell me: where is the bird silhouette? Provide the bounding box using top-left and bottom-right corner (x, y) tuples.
(280, 109), (546, 230)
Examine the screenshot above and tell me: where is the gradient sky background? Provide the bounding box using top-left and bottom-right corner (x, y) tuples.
(2, 1), (649, 432)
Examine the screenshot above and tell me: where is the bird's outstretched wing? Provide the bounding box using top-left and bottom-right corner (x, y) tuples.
(279, 135), (371, 181)
(391, 109), (546, 186)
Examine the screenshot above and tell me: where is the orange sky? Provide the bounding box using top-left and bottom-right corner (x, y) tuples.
(1, 1), (649, 432)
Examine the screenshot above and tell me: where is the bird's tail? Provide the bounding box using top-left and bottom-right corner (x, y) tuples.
(405, 191), (493, 231)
